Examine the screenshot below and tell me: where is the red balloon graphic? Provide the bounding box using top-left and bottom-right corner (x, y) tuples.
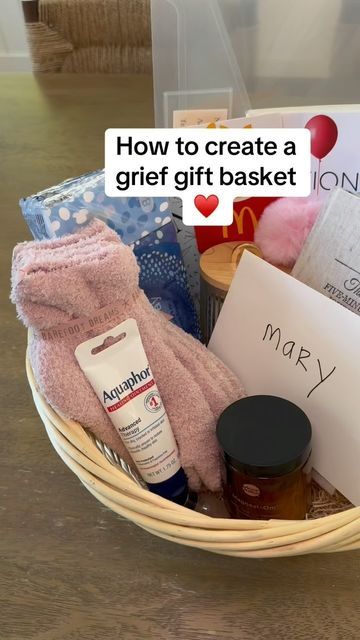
(305, 115), (338, 160)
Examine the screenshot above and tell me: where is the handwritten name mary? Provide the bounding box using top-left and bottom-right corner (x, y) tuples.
(262, 323), (336, 398)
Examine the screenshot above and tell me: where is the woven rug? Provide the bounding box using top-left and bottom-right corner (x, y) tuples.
(25, 0), (152, 73)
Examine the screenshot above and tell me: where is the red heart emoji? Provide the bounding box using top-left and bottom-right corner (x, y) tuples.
(194, 194), (219, 218)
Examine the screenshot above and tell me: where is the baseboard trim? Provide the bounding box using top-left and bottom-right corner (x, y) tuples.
(0, 53), (32, 72)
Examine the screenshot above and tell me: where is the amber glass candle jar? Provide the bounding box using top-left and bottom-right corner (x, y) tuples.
(216, 395), (312, 520)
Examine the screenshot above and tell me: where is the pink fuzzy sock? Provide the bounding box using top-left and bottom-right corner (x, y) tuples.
(254, 197), (323, 268)
(13, 218), (117, 263)
(11, 219), (246, 491)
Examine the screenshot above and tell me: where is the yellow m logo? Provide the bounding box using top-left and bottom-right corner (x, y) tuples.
(222, 206), (258, 239)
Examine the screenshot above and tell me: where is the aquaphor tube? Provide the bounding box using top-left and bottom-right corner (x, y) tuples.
(75, 318), (188, 503)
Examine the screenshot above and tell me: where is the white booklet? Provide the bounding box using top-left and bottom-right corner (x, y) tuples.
(292, 188), (360, 316)
(209, 251), (360, 505)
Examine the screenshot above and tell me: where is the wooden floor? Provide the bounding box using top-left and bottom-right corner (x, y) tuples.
(1, 74), (359, 640)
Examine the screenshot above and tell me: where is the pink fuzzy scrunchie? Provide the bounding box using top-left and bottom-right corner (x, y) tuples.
(254, 197), (323, 268)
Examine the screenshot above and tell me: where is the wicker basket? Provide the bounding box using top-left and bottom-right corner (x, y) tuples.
(26, 355), (360, 558)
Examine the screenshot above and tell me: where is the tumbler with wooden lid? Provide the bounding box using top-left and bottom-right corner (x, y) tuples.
(199, 241), (262, 343)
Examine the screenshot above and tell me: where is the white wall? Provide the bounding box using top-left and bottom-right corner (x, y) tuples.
(0, 0), (31, 71)
(255, 0), (342, 79)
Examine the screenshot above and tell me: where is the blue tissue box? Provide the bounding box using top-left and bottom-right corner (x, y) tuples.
(20, 170), (201, 340)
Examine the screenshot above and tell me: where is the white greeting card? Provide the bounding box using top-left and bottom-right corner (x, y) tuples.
(248, 106), (360, 196)
(209, 251), (360, 505)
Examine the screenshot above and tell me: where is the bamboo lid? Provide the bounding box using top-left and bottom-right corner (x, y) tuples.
(200, 242), (263, 291)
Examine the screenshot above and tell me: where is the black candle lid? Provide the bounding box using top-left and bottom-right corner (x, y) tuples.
(216, 395), (312, 477)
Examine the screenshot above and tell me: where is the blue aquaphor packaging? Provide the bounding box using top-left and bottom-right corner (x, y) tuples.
(20, 170), (201, 339)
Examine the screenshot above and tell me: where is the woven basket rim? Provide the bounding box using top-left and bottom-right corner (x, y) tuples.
(25, 352), (360, 557)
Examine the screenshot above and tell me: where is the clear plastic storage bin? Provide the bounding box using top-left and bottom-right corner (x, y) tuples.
(151, 0), (360, 127)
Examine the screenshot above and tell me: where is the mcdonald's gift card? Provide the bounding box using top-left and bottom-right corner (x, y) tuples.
(194, 197), (278, 253)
